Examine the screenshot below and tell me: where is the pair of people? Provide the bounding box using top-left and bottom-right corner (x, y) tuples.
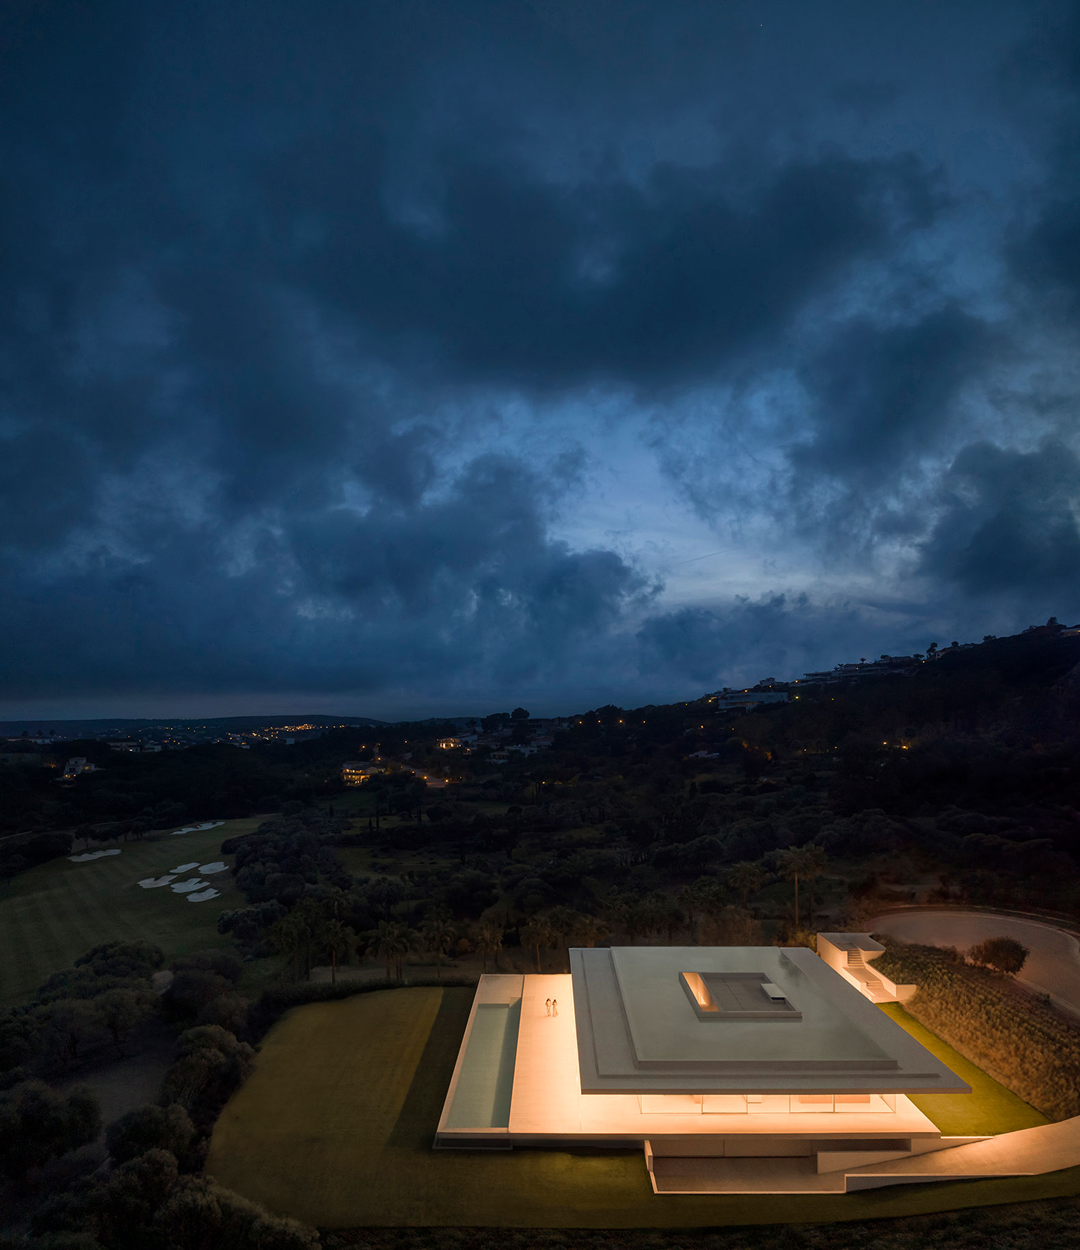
(545, 997), (559, 1016)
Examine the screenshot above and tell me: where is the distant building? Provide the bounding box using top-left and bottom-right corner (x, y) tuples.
(711, 690), (789, 711)
(62, 757), (97, 778)
(437, 736), (463, 750)
(342, 761), (384, 785)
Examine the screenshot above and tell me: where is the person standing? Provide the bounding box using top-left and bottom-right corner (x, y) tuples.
(552, 998), (558, 1016)
(545, 997), (551, 1016)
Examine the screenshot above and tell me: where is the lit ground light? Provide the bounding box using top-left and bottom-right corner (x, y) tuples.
(0, 817), (263, 1006)
(206, 987), (1080, 1230)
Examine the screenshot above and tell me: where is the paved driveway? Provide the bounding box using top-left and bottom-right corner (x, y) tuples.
(866, 909), (1080, 1018)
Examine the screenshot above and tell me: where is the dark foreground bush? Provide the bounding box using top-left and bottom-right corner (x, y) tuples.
(0, 1080), (100, 1180)
(30, 1148), (318, 1250)
(158, 1027), (255, 1131)
(315, 1196), (1080, 1250)
(159, 1176), (318, 1250)
(170, 950), (244, 984)
(106, 1102), (196, 1166)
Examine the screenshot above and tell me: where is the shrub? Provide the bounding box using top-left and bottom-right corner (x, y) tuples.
(163, 970), (233, 1022)
(159, 1027), (255, 1129)
(0, 1080), (101, 1179)
(217, 900), (287, 945)
(196, 993), (251, 1036)
(33, 998), (103, 1065)
(156, 1176), (319, 1250)
(75, 941), (164, 980)
(32, 1147), (179, 1247)
(31, 1149), (320, 1250)
(876, 938), (1080, 1120)
(93, 987), (156, 1056)
(171, 949), (243, 984)
(968, 935), (1029, 975)
(106, 1103), (196, 1166)
(0, 1009), (42, 1073)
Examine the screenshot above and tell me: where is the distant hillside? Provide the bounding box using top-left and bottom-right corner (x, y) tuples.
(0, 713), (387, 736)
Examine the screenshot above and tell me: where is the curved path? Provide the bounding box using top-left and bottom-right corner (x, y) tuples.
(866, 908), (1080, 1018)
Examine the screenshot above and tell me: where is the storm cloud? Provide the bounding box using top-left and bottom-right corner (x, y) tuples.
(1, 0), (1078, 717)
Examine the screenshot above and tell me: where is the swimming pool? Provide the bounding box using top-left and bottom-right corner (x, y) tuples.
(444, 999), (521, 1129)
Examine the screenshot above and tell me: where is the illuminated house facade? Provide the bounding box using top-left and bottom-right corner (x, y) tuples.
(435, 946), (998, 1194)
(341, 762), (383, 785)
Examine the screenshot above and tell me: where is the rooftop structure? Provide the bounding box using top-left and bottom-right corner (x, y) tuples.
(570, 946), (963, 1096)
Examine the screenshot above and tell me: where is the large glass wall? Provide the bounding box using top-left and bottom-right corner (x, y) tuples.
(638, 1092), (897, 1114)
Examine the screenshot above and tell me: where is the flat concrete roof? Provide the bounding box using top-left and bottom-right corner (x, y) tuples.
(570, 946), (971, 1095)
(818, 933), (886, 953)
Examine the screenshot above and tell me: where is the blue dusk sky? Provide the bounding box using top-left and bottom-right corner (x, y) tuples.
(2, 1), (1080, 719)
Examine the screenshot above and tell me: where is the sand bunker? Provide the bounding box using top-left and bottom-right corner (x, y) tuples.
(170, 862), (199, 873)
(170, 877), (208, 894)
(138, 875), (177, 889)
(199, 861), (228, 874)
(186, 888), (221, 903)
(171, 820), (226, 836)
(68, 849), (122, 862)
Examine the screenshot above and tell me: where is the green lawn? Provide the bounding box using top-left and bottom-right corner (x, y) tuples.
(0, 817), (263, 1006)
(206, 987), (1080, 1230)
(878, 1003), (1048, 1136)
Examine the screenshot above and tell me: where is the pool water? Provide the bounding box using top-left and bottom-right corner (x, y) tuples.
(444, 1000), (521, 1129)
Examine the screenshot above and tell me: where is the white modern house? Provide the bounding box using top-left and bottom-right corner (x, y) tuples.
(435, 944), (1013, 1194)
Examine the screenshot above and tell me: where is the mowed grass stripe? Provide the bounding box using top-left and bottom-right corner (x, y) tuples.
(11, 887), (93, 1000)
(208, 989), (445, 1226)
(0, 818), (263, 1006)
(1, 891), (55, 1000)
(26, 863), (139, 992)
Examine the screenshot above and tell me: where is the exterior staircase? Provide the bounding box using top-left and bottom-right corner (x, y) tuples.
(843, 947), (885, 1000)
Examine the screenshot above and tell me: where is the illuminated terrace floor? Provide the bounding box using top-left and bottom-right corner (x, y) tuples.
(441, 974), (945, 1144)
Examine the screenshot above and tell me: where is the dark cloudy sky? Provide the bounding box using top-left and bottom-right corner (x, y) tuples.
(3, 0), (1080, 720)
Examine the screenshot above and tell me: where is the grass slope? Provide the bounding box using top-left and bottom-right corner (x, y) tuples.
(0, 817), (262, 1006)
(207, 988), (1080, 1230)
(879, 1003), (1048, 1136)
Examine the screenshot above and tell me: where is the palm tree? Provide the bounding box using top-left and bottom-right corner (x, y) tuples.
(266, 913), (311, 980)
(799, 845), (829, 930)
(321, 919), (355, 985)
(370, 920), (416, 982)
(607, 893), (647, 944)
(574, 914), (610, 948)
(676, 882), (706, 943)
(421, 913), (457, 979)
(323, 885), (351, 922)
(777, 845), (821, 930)
(477, 921), (503, 972)
(545, 905), (582, 960)
(520, 917), (555, 972)
(727, 861), (767, 910)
